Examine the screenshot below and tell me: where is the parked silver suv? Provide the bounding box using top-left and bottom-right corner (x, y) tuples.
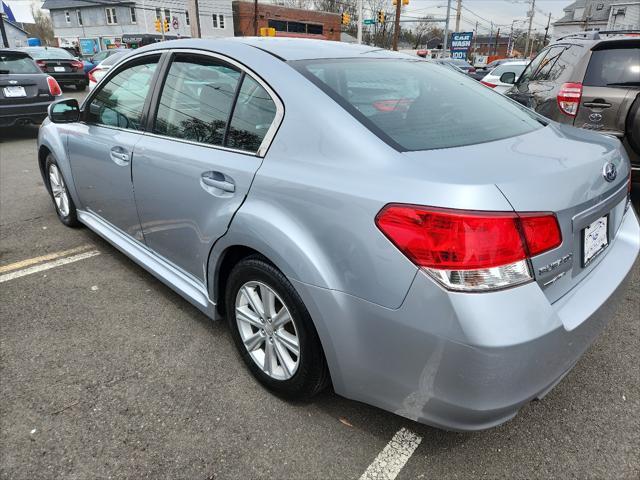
(38, 38), (639, 431)
(506, 31), (640, 183)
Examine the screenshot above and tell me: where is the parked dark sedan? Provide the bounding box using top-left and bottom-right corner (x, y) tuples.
(0, 49), (62, 127)
(20, 46), (87, 91)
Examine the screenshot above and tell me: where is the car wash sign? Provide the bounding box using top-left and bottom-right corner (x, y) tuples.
(450, 32), (473, 60)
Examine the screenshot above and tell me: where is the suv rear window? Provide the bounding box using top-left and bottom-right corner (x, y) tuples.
(0, 52), (41, 74)
(294, 58), (542, 151)
(584, 48), (640, 87)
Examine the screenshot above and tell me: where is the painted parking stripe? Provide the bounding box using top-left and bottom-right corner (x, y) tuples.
(0, 245), (94, 274)
(0, 250), (100, 283)
(359, 428), (422, 480)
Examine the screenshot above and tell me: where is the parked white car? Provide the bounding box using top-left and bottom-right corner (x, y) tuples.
(480, 60), (529, 94)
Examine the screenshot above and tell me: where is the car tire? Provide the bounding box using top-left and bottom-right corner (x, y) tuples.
(625, 93), (640, 156)
(225, 255), (330, 400)
(76, 82), (87, 91)
(45, 155), (81, 228)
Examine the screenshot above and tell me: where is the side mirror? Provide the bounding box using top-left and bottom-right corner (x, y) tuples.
(500, 72), (517, 85)
(48, 98), (80, 123)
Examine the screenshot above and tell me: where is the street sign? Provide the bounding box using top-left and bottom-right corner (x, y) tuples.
(451, 31), (473, 60)
(363, 19), (375, 25)
(172, 17), (179, 30)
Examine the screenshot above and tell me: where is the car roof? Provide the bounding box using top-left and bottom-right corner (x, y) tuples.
(138, 37), (416, 61)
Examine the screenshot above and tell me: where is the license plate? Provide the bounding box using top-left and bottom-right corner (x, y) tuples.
(582, 215), (608, 266)
(54, 66), (65, 72)
(3, 86), (26, 97)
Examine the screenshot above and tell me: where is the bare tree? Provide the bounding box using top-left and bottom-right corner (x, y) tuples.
(412, 17), (442, 49)
(24, 7), (54, 45)
(282, 0), (314, 9)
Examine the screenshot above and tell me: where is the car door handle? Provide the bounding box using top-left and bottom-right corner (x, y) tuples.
(201, 171), (235, 193)
(109, 147), (130, 166)
(583, 101), (611, 108)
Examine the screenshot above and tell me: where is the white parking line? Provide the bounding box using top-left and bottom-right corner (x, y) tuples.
(0, 245), (93, 274)
(0, 250), (101, 283)
(359, 427), (422, 480)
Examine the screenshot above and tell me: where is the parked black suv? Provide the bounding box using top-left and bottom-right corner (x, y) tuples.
(505, 31), (640, 183)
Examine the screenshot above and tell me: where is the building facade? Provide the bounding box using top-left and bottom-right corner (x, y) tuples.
(552, 0), (640, 39)
(232, 1), (340, 41)
(1, 17), (29, 47)
(42, 0), (234, 55)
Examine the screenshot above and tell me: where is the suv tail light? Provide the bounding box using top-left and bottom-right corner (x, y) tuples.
(481, 80), (497, 88)
(375, 205), (562, 291)
(557, 82), (582, 117)
(47, 76), (62, 96)
(36, 60), (46, 71)
(71, 60), (84, 70)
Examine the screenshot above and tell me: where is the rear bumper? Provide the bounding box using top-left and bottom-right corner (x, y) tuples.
(0, 100), (51, 127)
(294, 208), (640, 431)
(50, 73), (86, 85)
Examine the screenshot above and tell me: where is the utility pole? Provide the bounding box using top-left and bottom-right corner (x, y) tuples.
(524, 0), (536, 58)
(357, 0), (363, 43)
(493, 27), (500, 57)
(188, 0), (201, 38)
(455, 0), (462, 32)
(542, 11), (551, 45)
(507, 20), (514, 57)
(443, 0), (452, 55)
(254, 0), (258, 36)
(473, 20), (478, 55)
(391, 0), (402, 50)
(0, 3), (8, 47)
(488, 21), (493, 57)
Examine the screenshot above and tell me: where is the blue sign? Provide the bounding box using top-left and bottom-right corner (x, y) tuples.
(79, 38), (100, 56)
(450, 32), (473, 60)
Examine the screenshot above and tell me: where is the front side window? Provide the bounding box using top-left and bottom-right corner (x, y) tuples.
(87, 57), (159, 130)
(105, 7), (117, 25)
(532, 46), (566, 81)
(584, 47), (640, 87)
(517, 48), (549, 85)
(227, 76), (277, 152)
(154, 55), (241, 146)
(295, 59), (541, 151)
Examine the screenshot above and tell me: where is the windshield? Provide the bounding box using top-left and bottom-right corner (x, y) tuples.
(584, 48), (640, 87)
(0, 52), (41, 74)
(294, 58), (542, 151)
(491, 63), (527, 76)
(25, 48), (75, 60)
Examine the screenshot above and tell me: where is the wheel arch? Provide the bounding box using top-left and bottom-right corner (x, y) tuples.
(38, 125), (82, 208)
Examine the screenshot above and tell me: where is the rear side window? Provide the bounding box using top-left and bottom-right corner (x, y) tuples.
(87, 57), (159, 130)
(295, 59), (541, 151)
(226, 76), (277, 152)
(0, 53), (41, 74)
(154, 55), (241, 146)
(583, 48), (640, 87)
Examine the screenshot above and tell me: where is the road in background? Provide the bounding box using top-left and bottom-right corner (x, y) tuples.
(1, 90), (639, 479)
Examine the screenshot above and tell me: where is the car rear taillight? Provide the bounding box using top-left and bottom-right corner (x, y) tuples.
(375, 205), (561, 291)
(373, 99), (412, 112)
(481, 80), (497, 88)
(88, 67), (98, 83)
(47, 76), (62, 96)
(36, 60), (46, 71)
(71, 60), (84, 70)
(557, 82), (582, 117)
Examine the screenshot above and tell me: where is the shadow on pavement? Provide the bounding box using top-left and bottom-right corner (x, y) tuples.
(0, 124), (40, 141)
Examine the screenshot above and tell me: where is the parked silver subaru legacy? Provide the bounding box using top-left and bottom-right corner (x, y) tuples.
(38, 38), (639, 431)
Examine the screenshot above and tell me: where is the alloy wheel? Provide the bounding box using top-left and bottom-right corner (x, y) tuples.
(235, 281), (300, 380)
(49, 164), (70, 217)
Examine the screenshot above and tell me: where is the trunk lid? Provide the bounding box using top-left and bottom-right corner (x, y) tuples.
(0, 74), (50, 104)
(402, 123), (631, 302)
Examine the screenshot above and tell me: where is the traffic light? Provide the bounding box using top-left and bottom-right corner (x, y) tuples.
(154, 18), (161, 32)
(392, 0), (409, 6)
(163, 19), (170, 32)
(377, 10), (385, 23)
(341, 12), (350, 25)
(259, 27), (276, 36)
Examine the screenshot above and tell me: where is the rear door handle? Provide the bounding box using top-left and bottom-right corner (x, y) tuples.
(201, 171), (235, 193)
(583, 101), (611, 108)
(109, 147), (130, 166)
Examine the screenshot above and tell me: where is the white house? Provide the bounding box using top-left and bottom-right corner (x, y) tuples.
(552, 0), (639, 39)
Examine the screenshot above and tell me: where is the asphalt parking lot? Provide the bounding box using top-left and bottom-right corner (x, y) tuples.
(1, 90), (639, 480)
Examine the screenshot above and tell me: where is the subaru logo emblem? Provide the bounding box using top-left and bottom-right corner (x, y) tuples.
(603, 162), (617, 182)
(589, 113), (602, 122)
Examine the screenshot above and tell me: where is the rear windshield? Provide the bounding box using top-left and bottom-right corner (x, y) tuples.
(0, 52), (41, 74)
(491, 63), (527, 76)
(584, 48), (640, 87)
(25, 48), (75, 60)
(294, 59), (542, 151)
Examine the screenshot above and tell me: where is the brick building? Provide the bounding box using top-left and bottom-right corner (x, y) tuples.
(232, 1), (340, 41)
